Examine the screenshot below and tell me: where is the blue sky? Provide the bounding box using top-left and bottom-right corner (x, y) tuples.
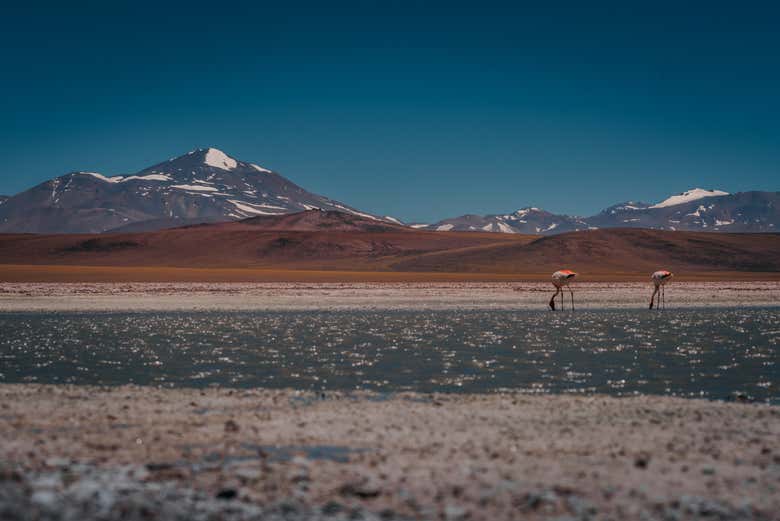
(1, 1), (778, 222)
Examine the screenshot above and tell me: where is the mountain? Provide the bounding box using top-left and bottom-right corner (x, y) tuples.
(587, 190), (778, 232)
(2, 151), (777, 236)
(0, 148), (385, 234)
(423, 189), (779, 234)
(426, 208), (590, 234)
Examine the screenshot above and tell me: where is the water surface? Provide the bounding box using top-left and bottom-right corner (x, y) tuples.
(0, 309), (777, 402)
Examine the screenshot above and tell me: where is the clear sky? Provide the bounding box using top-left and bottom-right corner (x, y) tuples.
(1, 1), (778, 222)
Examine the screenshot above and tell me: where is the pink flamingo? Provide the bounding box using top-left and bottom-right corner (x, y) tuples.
(649, 270), (673, 309)
(549, 270), (577, 311)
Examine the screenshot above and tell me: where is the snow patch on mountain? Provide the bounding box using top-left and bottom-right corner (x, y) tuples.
(686, 205), (707, 217)
(122, 174), (172, 182)
(203, 148), (237, 170)
(78, 172), (172, 183)
(229, 199), (284, 215)
(79, 172), (123, 183)
(496, 222), (516, 233)
(514, 207), (540, 217)
(331, 204), (380, 221)
(650, 188), (729, 209)
(251, 164), (272, 173)
(171, 184), (220, 192)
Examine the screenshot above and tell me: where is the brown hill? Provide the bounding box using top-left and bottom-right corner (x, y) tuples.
(0, 211), (777, 279)
(389, 228), (780, 274)
(0, 211), (526, 271)
(235, 210), (406, 232)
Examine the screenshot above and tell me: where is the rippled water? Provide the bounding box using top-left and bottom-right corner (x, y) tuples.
(0, 309), (777, 402)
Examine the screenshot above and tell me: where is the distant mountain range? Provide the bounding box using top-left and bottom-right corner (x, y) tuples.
(0, 148), (777, 234)
(419, 188), (779, 234)
(0, 148), (390, 234)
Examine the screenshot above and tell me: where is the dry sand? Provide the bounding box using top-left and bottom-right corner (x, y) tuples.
(0, 281), (778, 312)
(0, 385), (778, 521)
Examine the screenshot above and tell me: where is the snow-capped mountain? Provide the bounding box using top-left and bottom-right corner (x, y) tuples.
(0, 148), (385, 234)
(587, 189), (778, 232)
(1, 157), (777, 236)
(424, 208), (589, 234)
(424, 189), (779, 234)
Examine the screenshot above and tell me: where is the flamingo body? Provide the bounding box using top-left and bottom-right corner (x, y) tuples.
(650, 270), (673, 309)
(550, 270), (577, 310)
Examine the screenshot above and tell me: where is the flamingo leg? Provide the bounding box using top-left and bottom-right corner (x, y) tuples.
(570, 288), (574, 310)
(549, 288), (559, 311)
(662, 285), (666, 310)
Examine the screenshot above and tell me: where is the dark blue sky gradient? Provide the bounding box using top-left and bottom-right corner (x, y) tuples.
(1, 1), (778, 222)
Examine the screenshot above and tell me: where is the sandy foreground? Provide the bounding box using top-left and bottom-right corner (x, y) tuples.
(0, 281), (779, 311)
(0, 385), (778, 521)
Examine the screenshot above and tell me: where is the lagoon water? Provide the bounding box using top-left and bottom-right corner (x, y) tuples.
(0, 309), (777, 402)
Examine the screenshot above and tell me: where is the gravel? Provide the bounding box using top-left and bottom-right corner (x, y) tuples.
(0, 385), (778, 520)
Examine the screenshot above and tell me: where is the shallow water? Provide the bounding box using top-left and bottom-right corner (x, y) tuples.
(0, 309), (777, 402)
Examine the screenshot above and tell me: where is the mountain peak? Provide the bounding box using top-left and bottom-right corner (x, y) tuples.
(650, 188), (729, 209)
(155, 148), (277, 175)
(514, 207), (542, 215)
(179, 147), (238, 171)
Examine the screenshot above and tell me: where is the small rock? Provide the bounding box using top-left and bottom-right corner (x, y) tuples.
(322, 500), (344, 514)
(634, 453), (650, 469)
(215, 488), (237, 500)
(145, 462), (175, 472)
(224, 419), (240, 433)
(525, 490), (558, 510)
(340, 478), (381, 499)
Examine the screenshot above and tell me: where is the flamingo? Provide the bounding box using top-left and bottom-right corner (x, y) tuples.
(649, 270), (673, 309)
(549, 270), (577, 311)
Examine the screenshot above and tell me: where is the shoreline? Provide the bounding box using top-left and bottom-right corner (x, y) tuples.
(1, 281), (778, 311)
(0, 384), (778, 521)
(2, 264), (780, 284)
